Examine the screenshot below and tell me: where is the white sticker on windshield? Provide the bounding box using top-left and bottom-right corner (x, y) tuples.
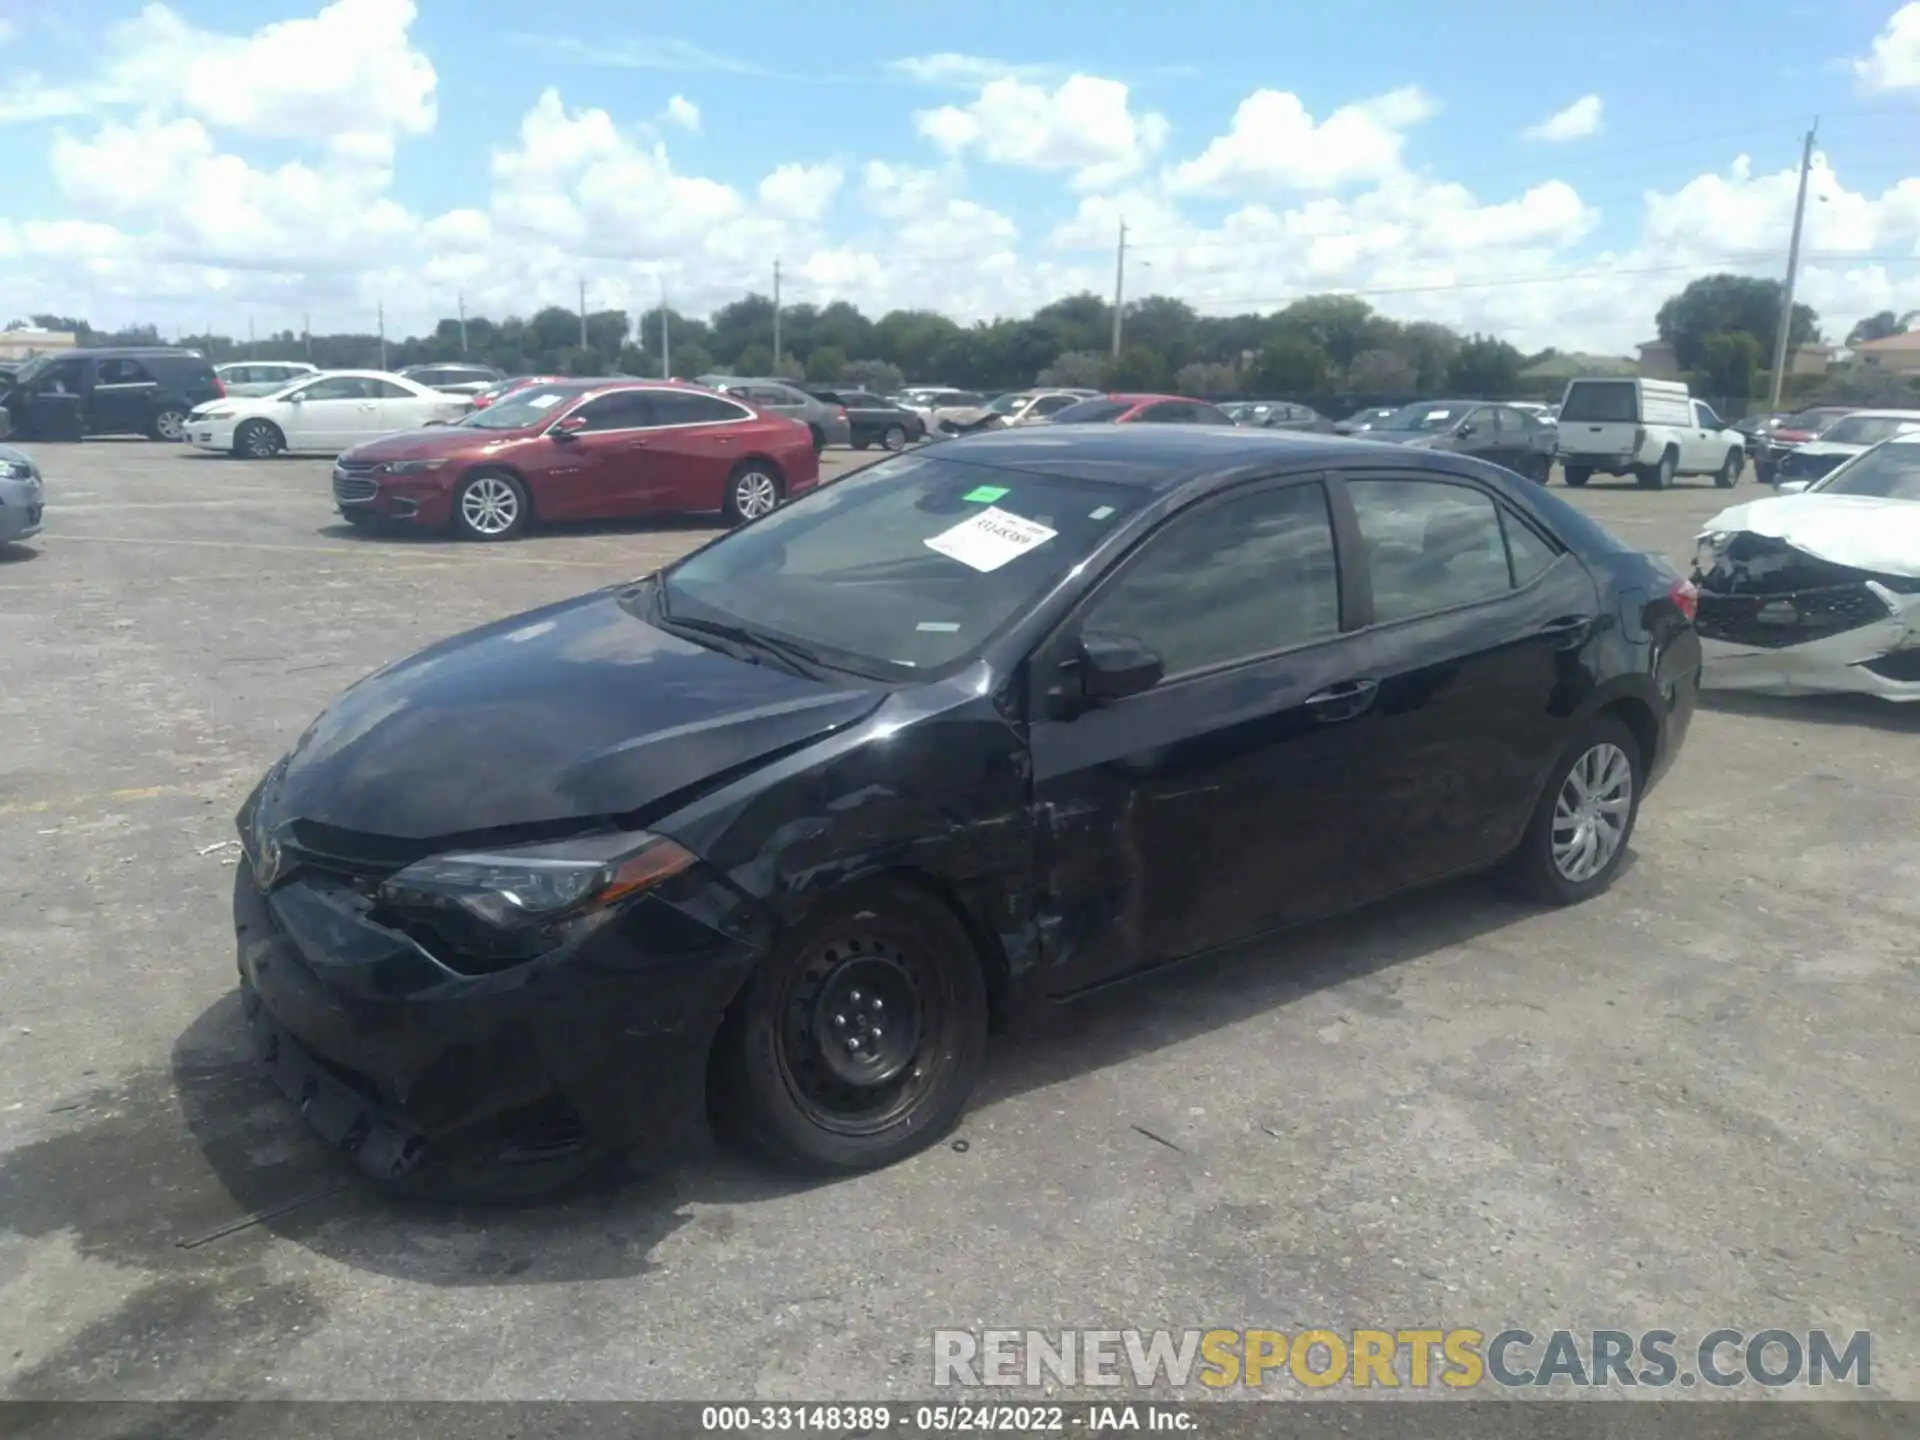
(916, 621), (961, 632)
(924, 506), (1058, 573)
(1089, 505), (1115, 520)
(1425, 409), (1450, 421)
(527, 394), (563, 410)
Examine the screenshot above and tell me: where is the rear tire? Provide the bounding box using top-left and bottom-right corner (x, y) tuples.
(450, 469), (529, 541)
(722, 462), (783, 525)
(1563, 465), (1591, 488)
(852, 436), (871, 451)
(1715, 449), (1742, 488)
(233, 419), (284, 459)
(1500, 718), (1644, 907)
(808, 424), (826, 456)
(1637, 450), (1676, 490)
(714, 882), (990, 1174)
(150, 408), (188, 443)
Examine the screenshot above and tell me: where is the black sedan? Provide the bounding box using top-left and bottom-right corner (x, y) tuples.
(1360, 400), (1559, 482)
(806, 388), (926, 451)
(232, 427), (1700, 1194)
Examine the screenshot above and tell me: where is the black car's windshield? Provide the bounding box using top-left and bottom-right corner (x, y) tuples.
(1375, 403), (1467, 432)
(1818, 415), (1920, 447)
(987, 393), (1031, 415)
(11, 356), (50, 385)
(1813, 441), (1920, 500)
(1048, 399), (1131, 424)
(458, 383), (593, 428)
(661, 451), (1146, 678)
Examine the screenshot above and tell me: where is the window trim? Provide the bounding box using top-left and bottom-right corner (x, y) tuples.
(545, 386), (756, 437)
(1025, 471), (1355, 701)
(1332, 469), (1570, 633)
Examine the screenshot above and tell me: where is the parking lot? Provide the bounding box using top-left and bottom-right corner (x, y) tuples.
(1, 441), (1916, 1401)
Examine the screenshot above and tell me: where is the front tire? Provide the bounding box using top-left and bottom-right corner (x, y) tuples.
(1563, 465), (1591, 488)
(450, 470), (529, 541)
(150, 408), (188, 443)
(808, 424), (826, 456)
(1501, 718), (1643, 906)
(1715, 449), (1742, 488)
(715, 882), (990, 1173)
(233, 419), (284, 459)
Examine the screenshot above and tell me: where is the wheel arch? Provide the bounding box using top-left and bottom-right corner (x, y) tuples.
(458, 461), (538, 520)
(730, 452), (786, 486)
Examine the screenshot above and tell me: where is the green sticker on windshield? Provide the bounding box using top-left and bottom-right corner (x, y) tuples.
(962, 485), (1010, 503)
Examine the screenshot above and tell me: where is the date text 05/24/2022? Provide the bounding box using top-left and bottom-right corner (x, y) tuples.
(700, 1404), (1197, 1432)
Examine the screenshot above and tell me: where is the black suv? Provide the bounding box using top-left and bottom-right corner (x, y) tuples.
(0, 347), (223, 441)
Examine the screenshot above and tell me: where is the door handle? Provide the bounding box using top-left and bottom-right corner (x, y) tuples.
(1303, 678), (1379, 723)
(1537, 615), (1593, 649)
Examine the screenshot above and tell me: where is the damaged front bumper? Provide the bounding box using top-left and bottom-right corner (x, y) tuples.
(230, 847), (765, 1193)
(1694, 535), (1920, 700)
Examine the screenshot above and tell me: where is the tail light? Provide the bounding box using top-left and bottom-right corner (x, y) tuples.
(211, 376), (226, 397)
(1633, 425), (1647, 453)
(837, 406), (848, 421)
(1669, 578), (1698, 622)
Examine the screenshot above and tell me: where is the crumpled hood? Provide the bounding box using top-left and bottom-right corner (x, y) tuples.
(259, 587), (886, 842)
(1700, 494), (1920, 578)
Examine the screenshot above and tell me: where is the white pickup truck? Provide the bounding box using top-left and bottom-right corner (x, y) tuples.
(1554, 377), (1746, 491)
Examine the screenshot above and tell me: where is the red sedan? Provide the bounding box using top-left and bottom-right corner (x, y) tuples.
(468, 374), (567, 410)
(331, 380), (819, 540)
(1044, 393), (1237, 426)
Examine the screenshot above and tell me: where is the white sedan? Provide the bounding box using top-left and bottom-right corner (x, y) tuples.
(1692, 430), (1920, 701)
(187, 370), (471, 458)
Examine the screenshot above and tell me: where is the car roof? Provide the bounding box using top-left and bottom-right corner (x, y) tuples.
(1106, 393), (1202, 405)
(1834, 408), (1920, 419)
(54, 346), (206, 359)
(936, 421), (1504, 492)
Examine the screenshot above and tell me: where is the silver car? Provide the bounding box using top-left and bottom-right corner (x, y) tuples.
(698, 376), (852, 453)
(0, 444), (45, 547)
(215, 361), (320, 397)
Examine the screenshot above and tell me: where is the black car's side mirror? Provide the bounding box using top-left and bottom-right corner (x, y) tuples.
(1455, 422), (1475, 438)
(1068, 631), (1163, 710)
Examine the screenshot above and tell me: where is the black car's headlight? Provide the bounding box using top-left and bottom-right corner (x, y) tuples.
(380, 831), (696, 935)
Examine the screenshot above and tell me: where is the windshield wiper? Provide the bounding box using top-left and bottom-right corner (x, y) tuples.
(661, 614), (832, 678)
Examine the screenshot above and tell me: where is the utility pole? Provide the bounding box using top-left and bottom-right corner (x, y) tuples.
(302, 312), (311, 361)
(771, 260), (783, 372)
(1768, 120), (1818, 413)
(660, 280), (671, 380)
(457, 293), (468, 355)
(1110, 219), (1128, 358)
(247, 314), (255, 357)
(378, 300), (387, 372)
(578, 278), (589, 351)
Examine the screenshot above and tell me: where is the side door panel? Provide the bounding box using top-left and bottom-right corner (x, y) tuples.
(628, 392), (753, 512)
(539, 390), (658, 518)
(1335, 473), (1603, 892)
(1028, 477), (1380, 997)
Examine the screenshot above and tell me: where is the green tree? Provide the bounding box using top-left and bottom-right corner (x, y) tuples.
(1655, 274), (1819, 371)
(1345, 347), (1417, 392)
(710, 294), (777, 365)
(1031, 293), (1113, 355)
(1036, 350), (1109, 388)
(1398, 321), (1462, 391)
(872, 309), (964, 380)
(805, 345), (849, 382)
(1174, 360), (1241, 396)
(1696, 331), (1762, 400)
(1250, 335), (1332, 394)
(1271, 295), (1381, 373)
(1105, 344), (1166, 392)
(843, 358), (905, 394)
(1846, 309), (1917, 346)
(732, 341), (774, 375)
(1447, 334), (1524, 395)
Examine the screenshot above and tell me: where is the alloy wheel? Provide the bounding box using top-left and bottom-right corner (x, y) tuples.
(155, 410), (187, 442)
(883, 425), (906, 451)
(1551, 741), (1633, 882)
(460, 476), (519, 535)
(735, 471), (778, 520)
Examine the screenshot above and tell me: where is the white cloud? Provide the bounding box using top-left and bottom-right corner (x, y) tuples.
(0, 0), (435, 142)
(758, 162), (844, 222)
(915, 74), (1169, 190)
(1166, 86), (1438, 194)
(662, 94), (700, 132)
(0, 18), (17, 45)
(1524, 94), (1603, 142)
(1853, 2), (1920, 90)
(886, 54), (1055, 85)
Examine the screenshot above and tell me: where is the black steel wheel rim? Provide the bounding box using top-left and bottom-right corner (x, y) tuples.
(775, 934), (942, 1136)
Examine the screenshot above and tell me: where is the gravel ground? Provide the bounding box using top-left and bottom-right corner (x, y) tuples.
(0, 441), (1914, 1402)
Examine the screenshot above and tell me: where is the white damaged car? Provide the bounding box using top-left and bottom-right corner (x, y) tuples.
(1692, 430), (1920, 700)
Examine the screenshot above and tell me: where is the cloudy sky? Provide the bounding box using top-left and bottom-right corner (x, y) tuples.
(1, 0), (1917, 353)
